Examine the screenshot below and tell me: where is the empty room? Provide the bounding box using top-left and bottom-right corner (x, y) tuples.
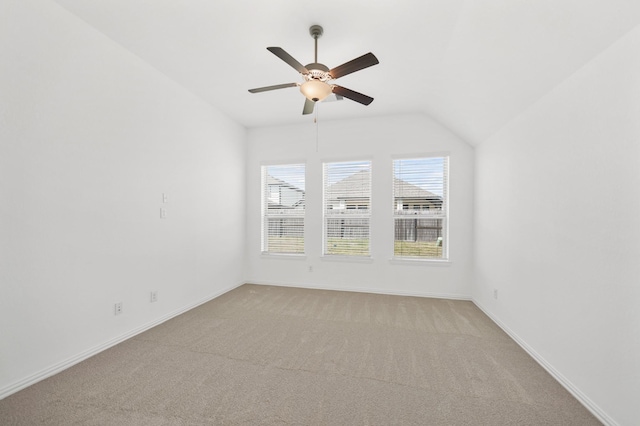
(1, 1), (638, 425)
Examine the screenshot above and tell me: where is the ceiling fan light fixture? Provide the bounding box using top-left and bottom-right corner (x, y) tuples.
(300, 79), (332, 102)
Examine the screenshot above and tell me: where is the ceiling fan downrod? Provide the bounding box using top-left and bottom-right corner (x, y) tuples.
(309, 25), (323, 63)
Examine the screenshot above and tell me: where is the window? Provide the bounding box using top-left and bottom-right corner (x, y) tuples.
(261, 164), (305, 254)
(323, 160), (371, 256)
(393, 157), (448, 259)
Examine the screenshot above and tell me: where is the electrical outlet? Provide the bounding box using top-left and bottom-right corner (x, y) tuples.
(308, 266), (313, 272)
(160, 208), (167, 219)
(493, 289), (498, 300)
(114, 302), (123, 315)
(150, 291), (158, 303)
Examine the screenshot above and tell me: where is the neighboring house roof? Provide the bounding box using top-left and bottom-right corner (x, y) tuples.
(393, 178), (440, 200)
(325, 170), (371, 200)
(327, 170), (441, 201)
(267, 170), (441, 210)
(267, 174), (305, 210)
(266, 175), (304, 194)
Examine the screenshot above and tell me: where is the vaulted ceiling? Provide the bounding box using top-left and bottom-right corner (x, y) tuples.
(51, 0), (640, 146)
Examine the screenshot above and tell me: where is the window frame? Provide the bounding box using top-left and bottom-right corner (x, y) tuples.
(322, 159), (373, 258)
(391, 155), (449, 261)
(261, 162), (306, 256)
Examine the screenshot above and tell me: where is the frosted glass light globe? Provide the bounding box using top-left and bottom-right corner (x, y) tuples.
(300, 80), (332, 102)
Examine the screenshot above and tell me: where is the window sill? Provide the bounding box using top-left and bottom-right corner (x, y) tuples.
(261, 253), (307, 260)
(321, 255), (374, 264)
(389, 258), (451, 266)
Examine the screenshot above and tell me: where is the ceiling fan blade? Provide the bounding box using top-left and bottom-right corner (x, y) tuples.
(332, 85), (374, 106)
(329, 52), (379, 79)
(248, 83), (298, 93)
(302, 98), (315, 115)
(267, 47), (309, 74)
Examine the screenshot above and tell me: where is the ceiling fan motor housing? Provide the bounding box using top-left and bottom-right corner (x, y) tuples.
(304, 63), (331, 80)
(305, 63), (329, 73)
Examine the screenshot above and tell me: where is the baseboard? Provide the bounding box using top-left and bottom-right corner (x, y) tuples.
(472, 299), (616, 426)
(0, 281), (244, 400)
(247, 279), (472, 301)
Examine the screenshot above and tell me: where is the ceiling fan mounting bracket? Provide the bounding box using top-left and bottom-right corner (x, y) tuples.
(309, 25), (323, 40)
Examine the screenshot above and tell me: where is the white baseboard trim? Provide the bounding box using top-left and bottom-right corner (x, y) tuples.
(0, 281), (244, 401)
(246, 279), (472, 301)
(472, 299), (616, 426)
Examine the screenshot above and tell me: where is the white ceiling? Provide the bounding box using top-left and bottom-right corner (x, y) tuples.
(51, 0), (640, 146)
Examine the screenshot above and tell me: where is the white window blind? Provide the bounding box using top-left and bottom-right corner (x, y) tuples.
(262, 164), (305, 254)
(323, 161), (371, 256)
(393, 157), (448, 259)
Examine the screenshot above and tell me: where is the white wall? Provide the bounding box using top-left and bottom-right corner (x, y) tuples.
(473, 26), (640, 426)
(246, 113), (474, 299)
(0, 0), (246, 397)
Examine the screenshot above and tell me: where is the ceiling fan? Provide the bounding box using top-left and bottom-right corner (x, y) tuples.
(248, 25), (379, 115)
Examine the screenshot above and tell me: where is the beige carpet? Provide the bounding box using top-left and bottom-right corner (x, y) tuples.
(0, 284), (599, 425)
